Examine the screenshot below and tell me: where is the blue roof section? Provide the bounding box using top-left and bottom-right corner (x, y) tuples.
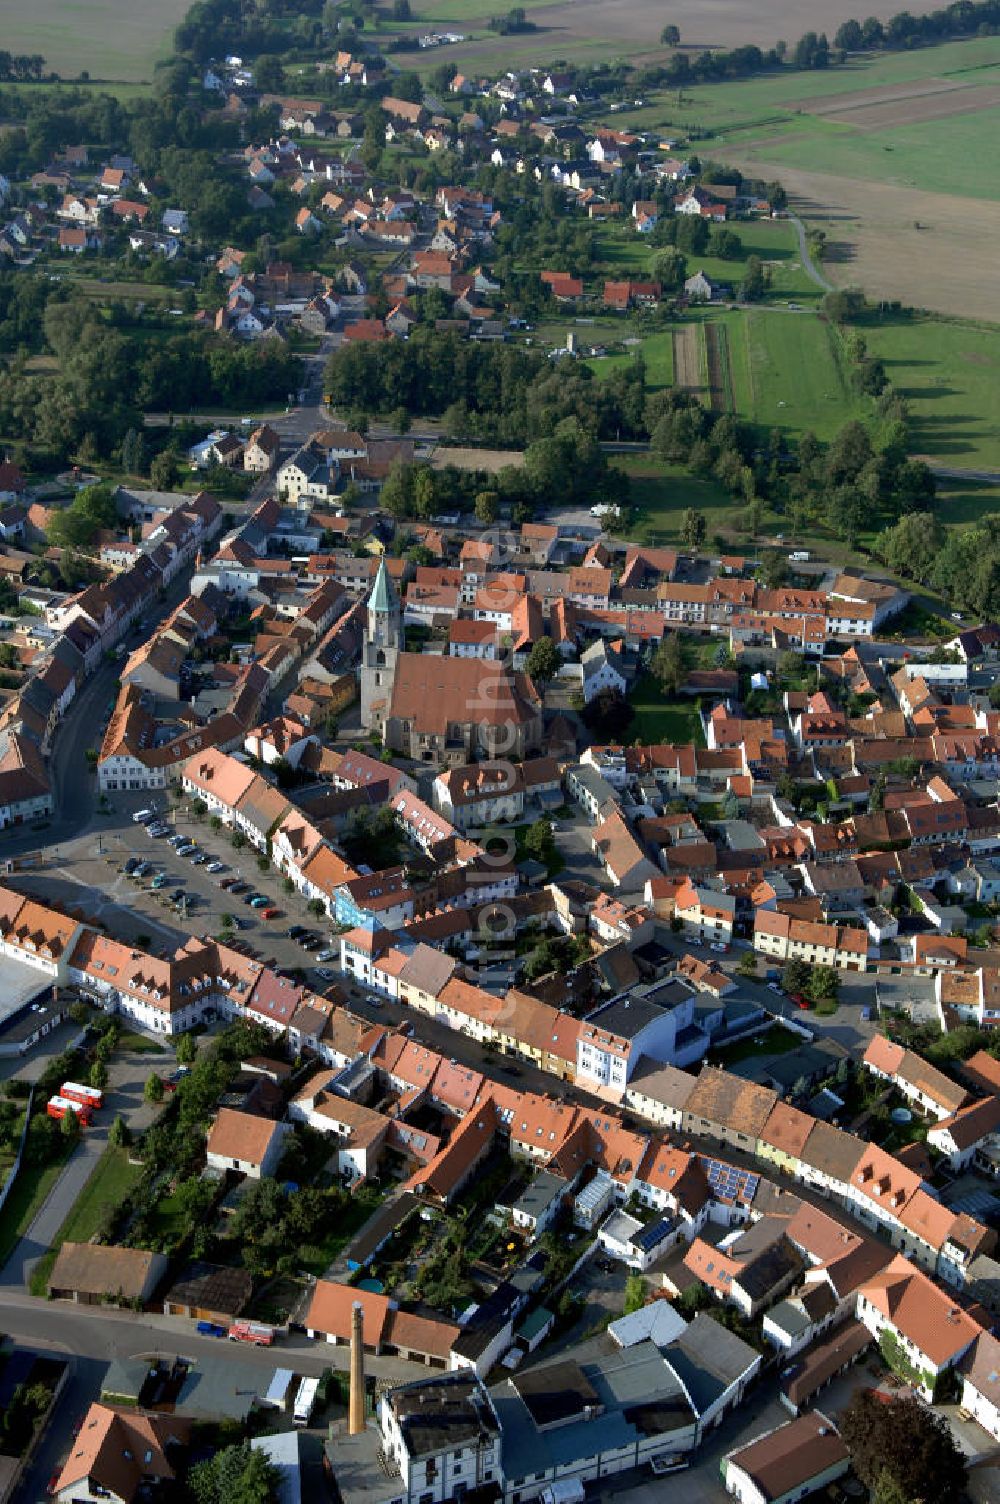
(697, 1156), (760, 1205)
(631, 1218), (674, 1253)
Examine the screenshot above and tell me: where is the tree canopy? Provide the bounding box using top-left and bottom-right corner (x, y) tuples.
(839, 1390), (965, 1504)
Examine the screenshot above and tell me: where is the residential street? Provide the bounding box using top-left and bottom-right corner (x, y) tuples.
(0, 1288), (430, 1504)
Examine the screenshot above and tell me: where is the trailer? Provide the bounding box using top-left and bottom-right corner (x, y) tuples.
(262, 1368), (297, 1412)
(228, 1321), (274, 1346)
(47, 1095), (90, 1125)
(292, 1376), (319, 1427)
(60, 1081), (104, 1111)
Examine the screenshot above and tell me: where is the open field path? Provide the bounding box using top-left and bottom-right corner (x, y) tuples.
(711, 160), (1000, 320)
(788, 212), (834, 291)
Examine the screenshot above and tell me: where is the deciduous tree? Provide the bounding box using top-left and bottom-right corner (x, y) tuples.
(840, 1390), (965, 1504)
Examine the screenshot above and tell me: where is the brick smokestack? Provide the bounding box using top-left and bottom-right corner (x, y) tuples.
(349, 1300), (365, 1435)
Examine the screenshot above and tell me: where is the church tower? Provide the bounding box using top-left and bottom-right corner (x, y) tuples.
(360, 555), (402, 730)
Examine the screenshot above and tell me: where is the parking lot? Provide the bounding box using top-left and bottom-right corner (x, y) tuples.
(12, 795), (345, 992)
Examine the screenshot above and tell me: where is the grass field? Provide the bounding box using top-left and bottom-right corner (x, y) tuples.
(587, 331), (673, 387)
(616, 451), (893, 563)
(0, 1140), (74, 1272)
(723, 105), (1000, 203)
(867, 314), (1000, 470)
(594, 220), (824, 304)
(629, 673), (705, 745)
(727, 309), (860, 440)
(616, 457), (737, 544)
(3, 0), (191, 82)
(116, 1029), (165, 1053)
(935, 479), (1000, 528)
(611, 36), (1000, 135)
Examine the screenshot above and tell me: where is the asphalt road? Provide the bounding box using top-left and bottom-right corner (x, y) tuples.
(0, 1288), (430, 1504)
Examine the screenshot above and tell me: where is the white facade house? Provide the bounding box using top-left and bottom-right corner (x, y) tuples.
(960, 1331), (1000, 1442)
(205, 1108), (286, 1179)
(378, 1375), (502, 1504)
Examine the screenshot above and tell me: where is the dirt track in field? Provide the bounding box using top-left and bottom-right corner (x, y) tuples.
(704, 323), (727, 411)
(713, 160), (1000, 320)
(790, 76), (971, 112)
(812, 81), (1000, 128)
(673, 325), (703, 393)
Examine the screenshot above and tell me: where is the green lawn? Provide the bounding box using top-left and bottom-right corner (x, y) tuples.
(713, 1025), (802, 1065)
(867, 313), (1000, 469)
(0, 1142), (75, 1272)
(115, 1029), (165, 1054)
(629, 673), (705, 745)
(53, 1146), (141, 1245)
(27, 1146), (143, 1295)
(727, 308), (861, 441)
(935, 478), (1000, 530)
(594, 220), (821, 304)
(404, 32), (620, 77)
(143, 1185), (191, 1246)
(615, 457), (738, 546)
(298, 1190), (384, 1278)
(588, 332), (673, 388)
(728, 104), (1000, 203)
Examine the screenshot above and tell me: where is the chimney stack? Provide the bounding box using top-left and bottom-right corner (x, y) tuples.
(349, 1300), (365, 1435)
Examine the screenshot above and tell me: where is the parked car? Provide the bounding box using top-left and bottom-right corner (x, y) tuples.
(219, 876), (236, 889)
(132, 809), (154, 824)
(123, 858), (140, 874)
(206, 861), (224, 873)
(316, 947), (336, 962)
(168, 834), (187, 846)
(147, 825), (169, 837)
(196, 1320), (227, 1338)
(261, 906), (280, 919)
(170, 888), (185, 902)
(288, 924), (305, 938)
(230, 882), (248, 895)
(767, 982), (783, 994)
(176, 843), (197, 857)
(151, 874), (168, 890)
(709, 942), (727, 953)
(315, 967), (335, 981)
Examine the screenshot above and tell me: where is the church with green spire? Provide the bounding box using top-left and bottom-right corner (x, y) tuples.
(360, 555), (402, 730)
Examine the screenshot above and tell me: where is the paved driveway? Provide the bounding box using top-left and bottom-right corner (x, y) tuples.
(1, 1045), (171, 1292)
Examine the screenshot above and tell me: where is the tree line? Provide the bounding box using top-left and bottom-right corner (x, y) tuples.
(326, 324), (935, 543)
(635, 0), (1000, 90)
(0, 294), (300, 469)
(324, 326), (648, 447)
(0, 53), (46, 83)
(879, 511), (1000, 621)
